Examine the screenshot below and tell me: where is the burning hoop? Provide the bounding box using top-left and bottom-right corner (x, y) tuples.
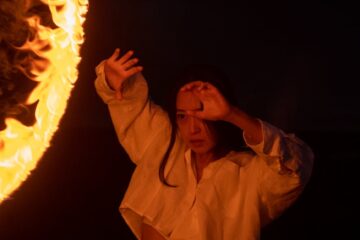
(0, 0), (89, 204)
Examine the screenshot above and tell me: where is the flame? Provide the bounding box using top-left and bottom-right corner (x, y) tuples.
(0, 0), (89, 203)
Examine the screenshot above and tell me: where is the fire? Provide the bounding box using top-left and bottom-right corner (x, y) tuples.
(0, 0), (89, 203)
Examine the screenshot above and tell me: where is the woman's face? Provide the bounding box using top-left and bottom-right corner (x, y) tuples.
(176, 89), (217, 155)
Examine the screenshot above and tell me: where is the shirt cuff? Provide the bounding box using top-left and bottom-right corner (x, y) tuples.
(95, 60), (117, 94)
(243, 119), (287, 157)
(243, 119), (265, 153)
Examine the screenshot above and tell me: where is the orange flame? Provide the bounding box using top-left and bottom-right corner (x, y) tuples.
(0, 0), (89, 203)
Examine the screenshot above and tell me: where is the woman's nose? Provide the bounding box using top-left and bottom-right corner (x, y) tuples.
(189, 116), (201, 134)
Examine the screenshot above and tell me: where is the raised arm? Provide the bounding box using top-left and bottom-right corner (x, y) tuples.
(180, 80), (314, 223)
(95, 49), (171, 165)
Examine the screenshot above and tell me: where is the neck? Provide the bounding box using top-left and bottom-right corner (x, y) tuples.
(192, 149), (228, 182)
(192, 146), (228, 168)
(192, 147), (228, 162)
(191, 151), (213, 182)
(193, 151), (215, 165)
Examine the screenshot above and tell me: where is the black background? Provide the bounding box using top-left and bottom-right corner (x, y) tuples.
(0, 0), (359, 239)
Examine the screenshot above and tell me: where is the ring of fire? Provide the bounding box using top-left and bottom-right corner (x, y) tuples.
(0, 0), (89, 204)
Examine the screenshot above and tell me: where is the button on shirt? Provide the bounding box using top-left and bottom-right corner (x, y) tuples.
(94, 61), (314, 240)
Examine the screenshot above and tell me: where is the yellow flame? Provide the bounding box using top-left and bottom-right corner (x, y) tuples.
(0, 0), (89, 203)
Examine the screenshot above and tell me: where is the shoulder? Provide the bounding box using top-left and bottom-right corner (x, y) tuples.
(224, 150), (256, 168)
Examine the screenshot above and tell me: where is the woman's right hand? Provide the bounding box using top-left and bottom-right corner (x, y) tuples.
(104, 48), (143, 100)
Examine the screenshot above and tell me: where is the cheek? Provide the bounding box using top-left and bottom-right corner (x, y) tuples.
(204, 125), (218, 146)
(176, 122), (187, 140)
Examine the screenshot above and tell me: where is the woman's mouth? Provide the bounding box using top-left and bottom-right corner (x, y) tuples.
(190, 139), (205, 147)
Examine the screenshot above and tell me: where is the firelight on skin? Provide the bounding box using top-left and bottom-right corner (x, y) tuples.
(176, 90), (217, 154)
(176, 89), (219, 181)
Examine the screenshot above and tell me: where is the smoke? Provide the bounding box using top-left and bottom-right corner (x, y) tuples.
(0, 0), (51, 129)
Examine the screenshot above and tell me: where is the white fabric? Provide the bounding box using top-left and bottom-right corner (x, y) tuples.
(95, 61), (314, 240)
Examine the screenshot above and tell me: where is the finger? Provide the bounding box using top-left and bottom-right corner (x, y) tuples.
(123, 58), (139, 70)
(127, 66), (143, 76)
(194, 82), (218, 95)
(118, 50), (134, 64)
(201, 82), (213, 89)
(194, 87), (222, 103)
(196, 82), (217, 92)
(109, 48), (120, 61)
(191, 89), (205, 99)
(180, 81), (205, 92)
(202, 82), (218, 92)
(183, 81), (204, 90)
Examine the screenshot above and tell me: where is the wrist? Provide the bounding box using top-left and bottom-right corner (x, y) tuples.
(222, 105), (241, 124)
(104, 75), (116, 91)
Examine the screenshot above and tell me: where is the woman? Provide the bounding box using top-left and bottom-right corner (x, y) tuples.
(94, 48), (314, 240)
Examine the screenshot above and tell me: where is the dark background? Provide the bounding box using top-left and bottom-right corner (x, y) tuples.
(0, 0), (359, 239)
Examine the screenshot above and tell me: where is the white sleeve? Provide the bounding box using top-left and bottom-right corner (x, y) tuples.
(94, 60), (171, 165)
(244, 120), (314, 224)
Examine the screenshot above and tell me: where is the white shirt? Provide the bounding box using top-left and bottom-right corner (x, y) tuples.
(94, 61), (314, 240)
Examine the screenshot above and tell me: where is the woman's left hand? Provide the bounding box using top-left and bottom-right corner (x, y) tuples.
(180, 81), (233, 121)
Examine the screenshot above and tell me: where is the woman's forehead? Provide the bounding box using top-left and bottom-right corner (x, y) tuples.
(176, 91), (202, 110)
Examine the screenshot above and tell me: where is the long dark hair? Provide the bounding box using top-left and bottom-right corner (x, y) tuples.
(159, 64), (248, 187)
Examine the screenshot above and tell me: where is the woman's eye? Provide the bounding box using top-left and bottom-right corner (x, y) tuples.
(176, 113), (186, 120)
